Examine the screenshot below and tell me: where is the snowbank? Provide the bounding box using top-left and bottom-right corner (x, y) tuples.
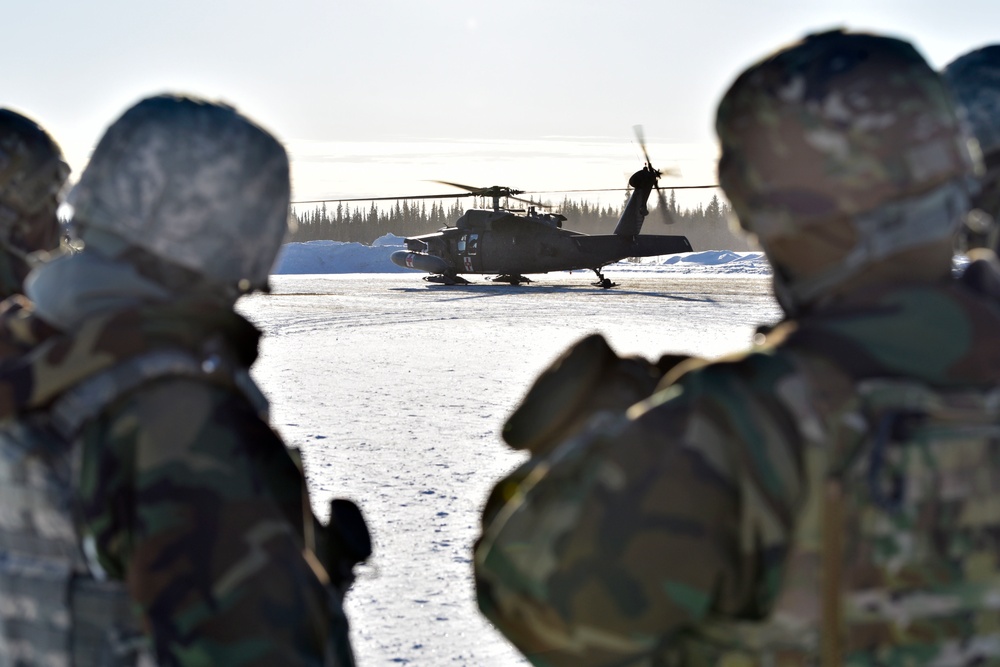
(273, 235), (409, 274)
(610, 250), (769, 275)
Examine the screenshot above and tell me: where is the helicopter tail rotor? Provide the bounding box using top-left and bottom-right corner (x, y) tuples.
(633, 124), (678, 225)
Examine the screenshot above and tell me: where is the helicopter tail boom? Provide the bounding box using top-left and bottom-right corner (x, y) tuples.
(574, 233), (692, 262)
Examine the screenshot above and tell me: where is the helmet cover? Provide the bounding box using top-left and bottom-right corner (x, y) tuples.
(0, 109), (67, 254)
(69, 94), (290, 291)
(716, 30), (978, 304)
(944, 45), (1000, 229)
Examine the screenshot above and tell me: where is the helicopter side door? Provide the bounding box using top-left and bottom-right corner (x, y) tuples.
(456, 232), (481, 273)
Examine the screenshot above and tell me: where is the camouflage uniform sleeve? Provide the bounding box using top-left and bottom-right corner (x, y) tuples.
(76, 377), (351, 667)
(474, 352), (806, 666)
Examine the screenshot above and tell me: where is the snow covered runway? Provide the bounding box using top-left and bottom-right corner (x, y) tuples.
(238, 272), (780, 665)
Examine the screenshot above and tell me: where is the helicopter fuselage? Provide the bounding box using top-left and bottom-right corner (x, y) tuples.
(392, 210), (690, 277)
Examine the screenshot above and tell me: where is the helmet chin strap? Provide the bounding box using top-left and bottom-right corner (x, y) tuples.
(771, 180), (969, 313)
(73, 224), (242, 303)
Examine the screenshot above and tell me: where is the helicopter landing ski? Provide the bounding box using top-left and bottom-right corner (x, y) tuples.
(492, 274), (532, 286)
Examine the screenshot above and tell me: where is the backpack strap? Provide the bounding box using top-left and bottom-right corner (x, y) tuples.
(47, 347), (269, 441)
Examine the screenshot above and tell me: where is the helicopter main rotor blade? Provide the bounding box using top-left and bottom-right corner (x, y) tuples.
(293, 179), (720, 205)
(521, 184), (718, 194)
(292, 192), (472, 205)
(293, 183), (721, 205)
(509, 194), (553, 209)
(429, 180), (486, 194)
(430, 180), (529, 198)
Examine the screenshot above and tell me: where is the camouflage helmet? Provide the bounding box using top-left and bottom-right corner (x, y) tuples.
(716, 30), (978, 311)
(69, 94), (290, 293)
(944, 45), (1000, 241)
(944, 45), (1000, 161)
(0, 109), (67, 251)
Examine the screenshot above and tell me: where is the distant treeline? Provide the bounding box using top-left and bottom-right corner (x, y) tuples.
(290, 190), (755, 252)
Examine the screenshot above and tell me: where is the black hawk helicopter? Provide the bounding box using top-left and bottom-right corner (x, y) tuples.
(297, 128), (716, 288)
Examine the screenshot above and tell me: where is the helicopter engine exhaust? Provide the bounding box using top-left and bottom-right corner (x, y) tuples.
(391, 250), (452, 274)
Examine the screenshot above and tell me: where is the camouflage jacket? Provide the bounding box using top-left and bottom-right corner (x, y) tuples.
(476, 261), (1000, 666)
(0, 299), (353, 667)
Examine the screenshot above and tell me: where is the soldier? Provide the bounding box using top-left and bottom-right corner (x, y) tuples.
(0, 109), (67, 298)
(0, 95), (368, 665)
(0, 110), (69, 356)
(944, 45), (1000, 253)
(475, 30), (1000, 665)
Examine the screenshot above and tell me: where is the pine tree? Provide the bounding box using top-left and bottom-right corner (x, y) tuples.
(706, 194), (722, 222)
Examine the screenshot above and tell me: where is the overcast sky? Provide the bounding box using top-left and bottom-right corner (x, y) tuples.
(6, 0), (999, 209)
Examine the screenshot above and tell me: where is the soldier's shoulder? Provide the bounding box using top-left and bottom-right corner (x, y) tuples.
(631, 346), (806, 449)
(646, 342), (801, 411)
(91, 375), (283, 490)
(108, 374), (267, 434)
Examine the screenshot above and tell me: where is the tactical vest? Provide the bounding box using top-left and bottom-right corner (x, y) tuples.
(672, 378), (1000, 667)
(0, 348), (268, 667)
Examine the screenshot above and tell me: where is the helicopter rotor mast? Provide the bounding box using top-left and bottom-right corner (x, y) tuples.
(430, 181), (546, 213)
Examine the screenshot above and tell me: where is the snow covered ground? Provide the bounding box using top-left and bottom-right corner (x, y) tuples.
(235, 237), (782, 665)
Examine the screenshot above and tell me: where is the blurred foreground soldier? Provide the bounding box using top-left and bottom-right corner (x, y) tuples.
(0, 109), (67, 298)
(944, 45), (1000, 252)
(0, 109), (68, 360)
(0, 95), (369, 665)
(475, 30), (1000, 666)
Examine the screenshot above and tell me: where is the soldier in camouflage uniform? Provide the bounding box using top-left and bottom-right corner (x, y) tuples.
(0, 110), (69, 356)
(0, 109), (67, 299)
(0, 95), (369, 666)
(944, 45), (1000, 254)
(475, 30), (1000, 666)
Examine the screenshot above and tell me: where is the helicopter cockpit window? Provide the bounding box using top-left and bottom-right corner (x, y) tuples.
(460, 233), (479, 255)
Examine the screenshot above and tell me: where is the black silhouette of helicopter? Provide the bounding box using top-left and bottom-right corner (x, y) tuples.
(299, 128), (716, 288)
